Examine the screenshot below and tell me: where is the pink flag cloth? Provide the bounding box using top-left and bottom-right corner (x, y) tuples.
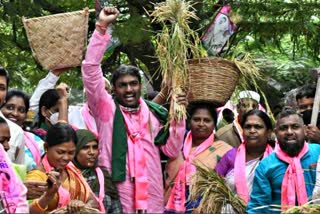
(201, 5), (236, 55)
(166, 131), (214, 212)
(275, 142), (309, 210)
(234, 142), (273, 204)
(0, 144), (28, 213)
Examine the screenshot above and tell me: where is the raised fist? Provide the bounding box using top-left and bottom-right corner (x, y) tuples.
(97, 6), (119, 28)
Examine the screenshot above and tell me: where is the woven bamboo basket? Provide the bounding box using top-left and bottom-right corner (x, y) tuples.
(187, 58), (240, 107)
(49, 206), (102, 214)
(22, 8), (90, 70)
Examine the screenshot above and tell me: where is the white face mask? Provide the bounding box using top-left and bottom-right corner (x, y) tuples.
(48, 111), (59, 125)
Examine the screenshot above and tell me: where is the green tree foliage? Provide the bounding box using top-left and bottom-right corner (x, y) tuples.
(0, 0), (319, 102)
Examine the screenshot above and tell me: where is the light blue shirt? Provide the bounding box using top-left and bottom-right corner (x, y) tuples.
(247, 143), (320, 213)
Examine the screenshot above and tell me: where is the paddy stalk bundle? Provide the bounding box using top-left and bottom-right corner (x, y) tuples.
(151, 0), (203, 122)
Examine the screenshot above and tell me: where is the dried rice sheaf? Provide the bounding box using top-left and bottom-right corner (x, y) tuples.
(189, 163), (246, 214)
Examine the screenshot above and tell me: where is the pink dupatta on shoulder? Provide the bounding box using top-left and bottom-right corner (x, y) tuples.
(275, 142), (308, 210)
(166, 131), (214, 212)
(120, 98), (149, 211)
(234, 142), (273, 204)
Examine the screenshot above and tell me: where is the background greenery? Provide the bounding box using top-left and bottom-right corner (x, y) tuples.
(1, 0), (319, 111)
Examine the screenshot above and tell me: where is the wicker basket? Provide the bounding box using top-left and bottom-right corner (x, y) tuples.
(187, 58), (240, 107)
(49, 206), (102, 214)
(22, 8), (90, 70)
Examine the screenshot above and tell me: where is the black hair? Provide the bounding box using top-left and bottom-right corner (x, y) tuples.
(46, 123), (77, 147)
(0, 116), (7, 125)
(296, 84), (316, 101)
(0, 67), (10, 89)
(277, 106), (302, 120)
(222, 108), (235, 124)
(187, 101), (218, 127)
(111, 64), (141, 86)
(38, 89), (60, 127)
(5, 89), (30, 112)
(241, 109), (273, 131)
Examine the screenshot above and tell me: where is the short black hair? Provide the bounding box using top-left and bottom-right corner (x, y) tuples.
(276, 106), (303, 125)
(46, 123), (77, 147)
(296, 84), (316, 101)
(111, 64), (141, 86)
(5, 89), (30, 112)
(0, 67), (10, 89)
(187, 101), (218, 127)
(222, 108), (234, 123)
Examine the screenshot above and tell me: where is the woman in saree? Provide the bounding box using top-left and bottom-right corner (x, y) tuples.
(215, 109), (274, 206)
(73, 129), (122, 213)
(164, 101), (232, 213)
(26, 123), (101, 213)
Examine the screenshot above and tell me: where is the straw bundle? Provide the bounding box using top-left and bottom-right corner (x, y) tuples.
(22, 8), (90, 70)
(233, 54), (275, 122)
(189, 163), (246, 214)
(283, 200), (320, 213)
(49, 206), (102, 214)
(150, 0), (204, 123)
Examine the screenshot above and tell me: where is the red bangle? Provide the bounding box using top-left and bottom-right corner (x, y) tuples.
(95, 22), (107, 31)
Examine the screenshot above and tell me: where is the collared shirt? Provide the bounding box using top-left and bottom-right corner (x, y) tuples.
(82, 30), (186, 213)
(246, 143), (320, 213)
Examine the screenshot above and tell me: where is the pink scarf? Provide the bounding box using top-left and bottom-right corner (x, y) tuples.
(24, 131), (41, 165)
(233, 118), (244, 142)
(275, 142), (308, 210)
(81, 102), (98, 138)
(120, 98), (149, 211)
(42, 155), (91, 208)
(234, 142), (273, 204)
(166, 131), (214, 212)
(95, 167), (105, 213)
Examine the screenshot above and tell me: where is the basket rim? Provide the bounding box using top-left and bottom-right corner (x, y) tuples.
(187, 57), (235, 64)
(22, 8), (90, 22)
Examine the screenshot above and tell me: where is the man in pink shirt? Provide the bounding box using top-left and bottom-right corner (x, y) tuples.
(81, 6), (186, 213)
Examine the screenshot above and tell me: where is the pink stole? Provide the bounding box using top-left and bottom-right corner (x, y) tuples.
(234, 142), (273, 204)
(275, 142), (308, 210)
(120, 98), (149, 211)
(24, 131), (41, 165)
(42, 155), (92, 209)
(233, 118), (244, 142)
(95, 167), (106, 213)
(166, 131), (214, 212)
(81, 102), (98, 138)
